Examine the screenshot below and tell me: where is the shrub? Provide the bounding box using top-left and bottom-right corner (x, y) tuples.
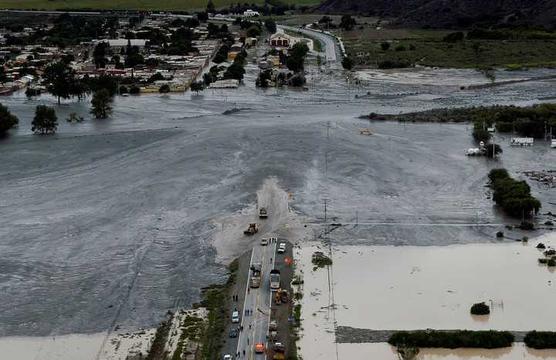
(548, 259), (556, 267)
(537, 243), (546, 249)
(520, 221), (535, 230)
(443, 32), (465, 42)
(380, 42), (390, 51)
(496, 231), (504, 238)
(388, 330), (514, 349)
(470, 302), (490, 315)
(545, 221), (554, 226)
(524, 331), (556, 349)
(539, 258), (548, 264)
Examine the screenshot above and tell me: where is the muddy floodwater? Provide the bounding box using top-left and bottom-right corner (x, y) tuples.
(0, 64), (555, 342)
(297, 233), (556, 360)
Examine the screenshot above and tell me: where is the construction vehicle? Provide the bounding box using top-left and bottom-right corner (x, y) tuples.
(274, 289), (289, 305)
(259, 207), (268, 218)
(250, 263), (262, 288)
(244, 223), (259, 235)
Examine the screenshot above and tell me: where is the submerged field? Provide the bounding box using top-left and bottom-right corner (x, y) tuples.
(0, 0), (319, 11)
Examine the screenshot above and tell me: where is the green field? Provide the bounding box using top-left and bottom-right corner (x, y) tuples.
(0, 0), (320, 11)
(338, 22), (556, 69)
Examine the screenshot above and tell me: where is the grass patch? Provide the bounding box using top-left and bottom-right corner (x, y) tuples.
(339, 26), (556, 68)
(146, 315), (173, 360)
(0, 0), (320, 11)
(198, 259), (238, 360)
(171, 315), (206, 360)
(388, 330), (514, 349)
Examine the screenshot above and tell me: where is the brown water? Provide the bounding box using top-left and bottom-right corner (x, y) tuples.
(297, 233), (556, 359)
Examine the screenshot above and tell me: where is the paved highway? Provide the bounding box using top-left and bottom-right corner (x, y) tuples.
(235, 241), (277, 359)
(277, 25), (340, 63)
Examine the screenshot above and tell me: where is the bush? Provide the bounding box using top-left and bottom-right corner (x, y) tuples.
(443, 32), (465, 42)
(388, 330), (514, 349)
(537, 243), (546, 249)
(519, 221), (535, 230)
(524, 331), (556, 349)
(159, 84), (171, 93)
(470, 302), (490, 315)
(129, 85), (140, 95)
(0, 103), (19, 134)
(547, 259), (556, 267)
(496, 231), (504, 238)
(380, 42), (390, 51)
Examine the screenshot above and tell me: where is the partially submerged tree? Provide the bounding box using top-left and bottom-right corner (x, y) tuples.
(43, 61), (83, 104)
(32, 105), (58, 134)
(90, 89), (113, 119)
(190, 81), (204, 94)
(0, 103), (18, 135)
(342, 56), (355, 70)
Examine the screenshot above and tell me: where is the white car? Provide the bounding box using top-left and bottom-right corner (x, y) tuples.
(277, 242), (286, 254)
(223, 355), (233, 360)
(231, 310), (240, 323)
(260, 238), (268, 246)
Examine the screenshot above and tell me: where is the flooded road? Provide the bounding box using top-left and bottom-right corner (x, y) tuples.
(0, 66), (555, 337)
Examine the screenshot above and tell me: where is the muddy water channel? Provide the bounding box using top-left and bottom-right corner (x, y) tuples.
(297, 233), (556, 359)
(0, 66), (554, 340)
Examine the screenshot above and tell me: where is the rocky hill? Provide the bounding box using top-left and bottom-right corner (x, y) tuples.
(318, 0), (556, 29)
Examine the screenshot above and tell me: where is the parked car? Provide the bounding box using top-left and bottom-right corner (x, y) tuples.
(229, 328), (238, 338)
(231, 310), (240, 323)
(260, 238), (268, 246)
(277, 242), (286, 254)
(223, 355), (233, 360)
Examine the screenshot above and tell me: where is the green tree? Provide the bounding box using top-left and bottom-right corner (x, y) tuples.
(246, 25), (262, 38)
(190, 81), (204, 94)
(380, 42), (390, 51)
(0, 103), (18, 135)
(43, 61), (79, 104)
(32, 105), (58, 134)
(0, 66), (7, 84)
(339, 15), (356, 31)
(90, 89), (113, 119)
(93, 41), (109, 68)
(264, 19), (277, 34)
(206, 0), (215, 13)
(342, 56), (355, 70)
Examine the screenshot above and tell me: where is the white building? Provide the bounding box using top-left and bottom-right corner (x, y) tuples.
(243, 9), (260, 17)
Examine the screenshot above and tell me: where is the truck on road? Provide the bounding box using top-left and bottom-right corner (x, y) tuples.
(259, 207), (268, 218)
(270, 269), (281, 290)
(250, 263), (262, 288)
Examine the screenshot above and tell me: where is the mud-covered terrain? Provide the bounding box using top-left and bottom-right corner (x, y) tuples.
(0, 65), (555, 337)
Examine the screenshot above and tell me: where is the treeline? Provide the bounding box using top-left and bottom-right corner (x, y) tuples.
(366, 103), (556, 142)
(388, 330), (514, 349)
(488, 169), (541, 219)
(389, 330), (556, 349)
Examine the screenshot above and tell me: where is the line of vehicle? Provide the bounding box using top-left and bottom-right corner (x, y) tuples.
(236, 248), (255, 357)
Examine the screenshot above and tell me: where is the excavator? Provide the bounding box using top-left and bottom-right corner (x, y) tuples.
(244, 223), (259, 235)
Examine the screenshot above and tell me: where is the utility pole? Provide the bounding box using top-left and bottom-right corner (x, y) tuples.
(323, 199), (328, 223)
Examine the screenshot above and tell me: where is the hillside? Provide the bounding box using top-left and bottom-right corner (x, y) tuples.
(319, 0), (556, 29)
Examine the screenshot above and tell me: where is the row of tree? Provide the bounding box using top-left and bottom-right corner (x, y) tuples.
(488, 168), (541, 219)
